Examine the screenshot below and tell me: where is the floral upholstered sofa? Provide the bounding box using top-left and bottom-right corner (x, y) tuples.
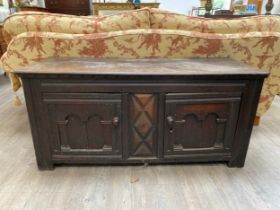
(1, 8), (280, 119)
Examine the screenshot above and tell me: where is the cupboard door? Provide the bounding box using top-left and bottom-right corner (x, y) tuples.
(45, 93), (122, 158)
(164, 93), (241, 157)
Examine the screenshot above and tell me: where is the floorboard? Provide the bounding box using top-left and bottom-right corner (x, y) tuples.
(0, 75), (280, 210)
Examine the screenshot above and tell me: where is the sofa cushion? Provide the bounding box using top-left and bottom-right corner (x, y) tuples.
(3, 8), (151, 43)
(150, 8), (280, 33)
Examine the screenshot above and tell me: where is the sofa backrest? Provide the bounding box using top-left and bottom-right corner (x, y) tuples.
(4, 8), (280, 44)
(3, 8), (151, 43)
(150, 8), (280, 34)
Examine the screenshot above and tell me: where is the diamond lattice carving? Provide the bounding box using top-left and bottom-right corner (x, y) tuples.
(129, 94), (157, 157)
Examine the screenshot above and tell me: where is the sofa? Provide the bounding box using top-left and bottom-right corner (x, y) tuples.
(1, 8), (280, 120)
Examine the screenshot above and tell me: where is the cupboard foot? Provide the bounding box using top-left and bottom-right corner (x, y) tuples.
(37, 162), (55, 171)
(227, 160), (245, 168)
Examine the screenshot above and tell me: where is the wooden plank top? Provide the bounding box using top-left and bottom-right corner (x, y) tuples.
(15, 58), (268, 77)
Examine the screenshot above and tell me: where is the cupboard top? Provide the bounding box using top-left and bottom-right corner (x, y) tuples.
(15, 58), (268, 78)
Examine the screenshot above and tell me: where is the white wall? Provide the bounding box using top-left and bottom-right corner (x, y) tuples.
(262, 0), (280, 14)
(158, 0), (200, 15)
(38, 0), (45, 7)
(275, 1), (280, 14)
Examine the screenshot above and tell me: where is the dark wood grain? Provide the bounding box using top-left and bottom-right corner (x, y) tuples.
(17, 58), (268, 170)
(45, 0), (91, 16)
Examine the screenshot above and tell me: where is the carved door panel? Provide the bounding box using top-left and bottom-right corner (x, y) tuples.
(164, 93), (241, 156)
(46, 94), (122, 157)
(127, 94), (158, 158)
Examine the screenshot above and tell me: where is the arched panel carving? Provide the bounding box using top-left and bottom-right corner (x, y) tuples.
(53, 100), (121, 155)
(66, 114), (87, 149)
(165, 95), (240, 155)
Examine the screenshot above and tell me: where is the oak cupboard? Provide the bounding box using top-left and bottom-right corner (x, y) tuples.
(16, 58), (268, 170)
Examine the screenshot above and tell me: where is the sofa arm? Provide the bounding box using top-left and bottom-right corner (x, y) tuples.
(225, 32), (280, 115)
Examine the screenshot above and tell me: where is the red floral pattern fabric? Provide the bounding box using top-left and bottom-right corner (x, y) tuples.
(1, 9), (280, 117)
(3, 9), (150, 43)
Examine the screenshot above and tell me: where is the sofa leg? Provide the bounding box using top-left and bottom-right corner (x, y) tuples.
(254, 116), (260, 126)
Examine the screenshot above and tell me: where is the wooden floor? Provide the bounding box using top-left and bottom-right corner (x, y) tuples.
(0, 75), (280, 210)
